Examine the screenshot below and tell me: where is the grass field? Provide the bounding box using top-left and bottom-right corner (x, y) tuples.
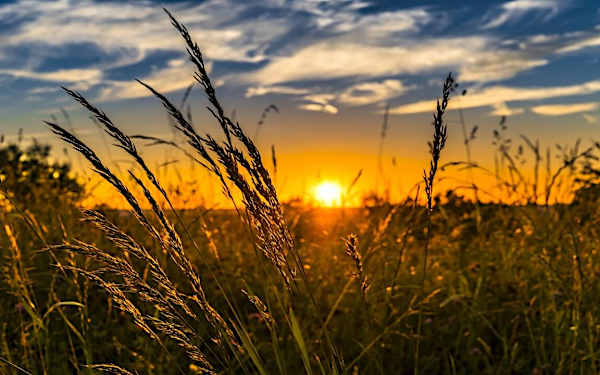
(2, 8), (600, 375)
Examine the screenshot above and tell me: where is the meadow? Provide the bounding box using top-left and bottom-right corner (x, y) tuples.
(2, 9), (600, 375)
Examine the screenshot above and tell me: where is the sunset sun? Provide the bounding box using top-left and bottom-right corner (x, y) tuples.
(313, 181), (342, 207)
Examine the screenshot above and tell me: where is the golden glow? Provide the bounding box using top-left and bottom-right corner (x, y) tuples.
(74, 150), (568, 208)
(313, 181), (342, 207)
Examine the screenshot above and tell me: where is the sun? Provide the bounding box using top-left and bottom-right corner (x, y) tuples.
(313, 181), (342, 207)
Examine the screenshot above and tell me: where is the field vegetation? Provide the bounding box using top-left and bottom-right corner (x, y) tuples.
(2, 8), (600, 375)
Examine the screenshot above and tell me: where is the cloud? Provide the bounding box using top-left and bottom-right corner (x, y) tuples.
(482, 0), (562, 29)
(302, 94), (336, 105)
(0, 0), (436, 103)
(298, 103), (338, 114)
(391, 80), (600, 114)
(280, 0), (430, 35)
(527, 34), (560, 44)
(246, 36), (547, 85)
(245, 85), (310, 98)
(338, 80), (411, 106)
(0, 0), (598, 110)
(97, 59), (198, 101)
(0, 0), (286, 64)
(297, 93), (338, 114)
(491, 102), (524, 116)
(458, 54), (547, 82)
(28, 86), (59, 95)
(332, 8), (431, 35)
(0, 68), (102, 91)
(531, 102), (599, 116)
(557, 36), (600, 54)
(0, 0), (294, 101)
(272, 79), (411, 113)
(0, 68), (102, 83)
(0, 0), (425, 107)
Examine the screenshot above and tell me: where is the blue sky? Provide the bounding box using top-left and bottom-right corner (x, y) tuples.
(0, 0), (599, 201)
(0, 0), (598, 116)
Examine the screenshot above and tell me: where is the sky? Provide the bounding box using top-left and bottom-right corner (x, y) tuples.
(0, 0), (599, 206)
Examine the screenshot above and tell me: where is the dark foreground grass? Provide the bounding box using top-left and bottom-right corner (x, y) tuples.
(3, 201), (600, 374)
(2, 7), (600, 375)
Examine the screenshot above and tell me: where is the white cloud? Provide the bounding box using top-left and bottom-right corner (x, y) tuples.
(333, 9), (431, 35)
(483, 0), (562, 29)
(491, 102), (525, 116)
(0, 68), (102, 83)
(0, 0), (598, 109)
(303, 94), (336, 105)
(97, 59), (199, 101)
(531, 102), (599, 116)
(0, 0), (287, 65)
(0, 0), (436, 102)
(0, 0), (296, 103)
(527, 34), (560, 44)
(0, 68), (102, 91)
(245, 85), (309, 98)
(458, 54), (547, 82)
(299, 103), (338, 114)
(391, 80), (600, 114)
(246, 37), (547, 85)
(28, 86), (59, 95)
(297, 93), (338, 114)
(557, 36), (600, 54)
(284, 79), (412, 113)
(338, 80), (411, 106)
(0, 0), (296, 102)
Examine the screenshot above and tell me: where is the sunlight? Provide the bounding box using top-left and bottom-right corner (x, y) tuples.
(313, 181), (342, 207)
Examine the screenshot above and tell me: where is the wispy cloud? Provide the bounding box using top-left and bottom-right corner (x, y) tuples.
(331, 8), (431, 35)
(337, 80), (411, 106)
(298, 93), (338, 114)
(0, 68), (102, 84)
(491, 102), (525, 116)
(245, 85), (310, 98)
(28, 87), (60, 95)
(246, 36), (548, 85)
(0, 0), (598, 116)
(251, 79), (412, 113)
(557, 36), (600, 53)
(482, 0), (562, 29)
(391, 80), (600, 114)
(0, 0), (283, 64)
(531, 102), (599, 116)
(299, 103), (338, 114)
(0, 0), (290, 101)
(302, 94), (336, 106)
(97, 59), (197, 101)
(0, 0), (433, 105)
